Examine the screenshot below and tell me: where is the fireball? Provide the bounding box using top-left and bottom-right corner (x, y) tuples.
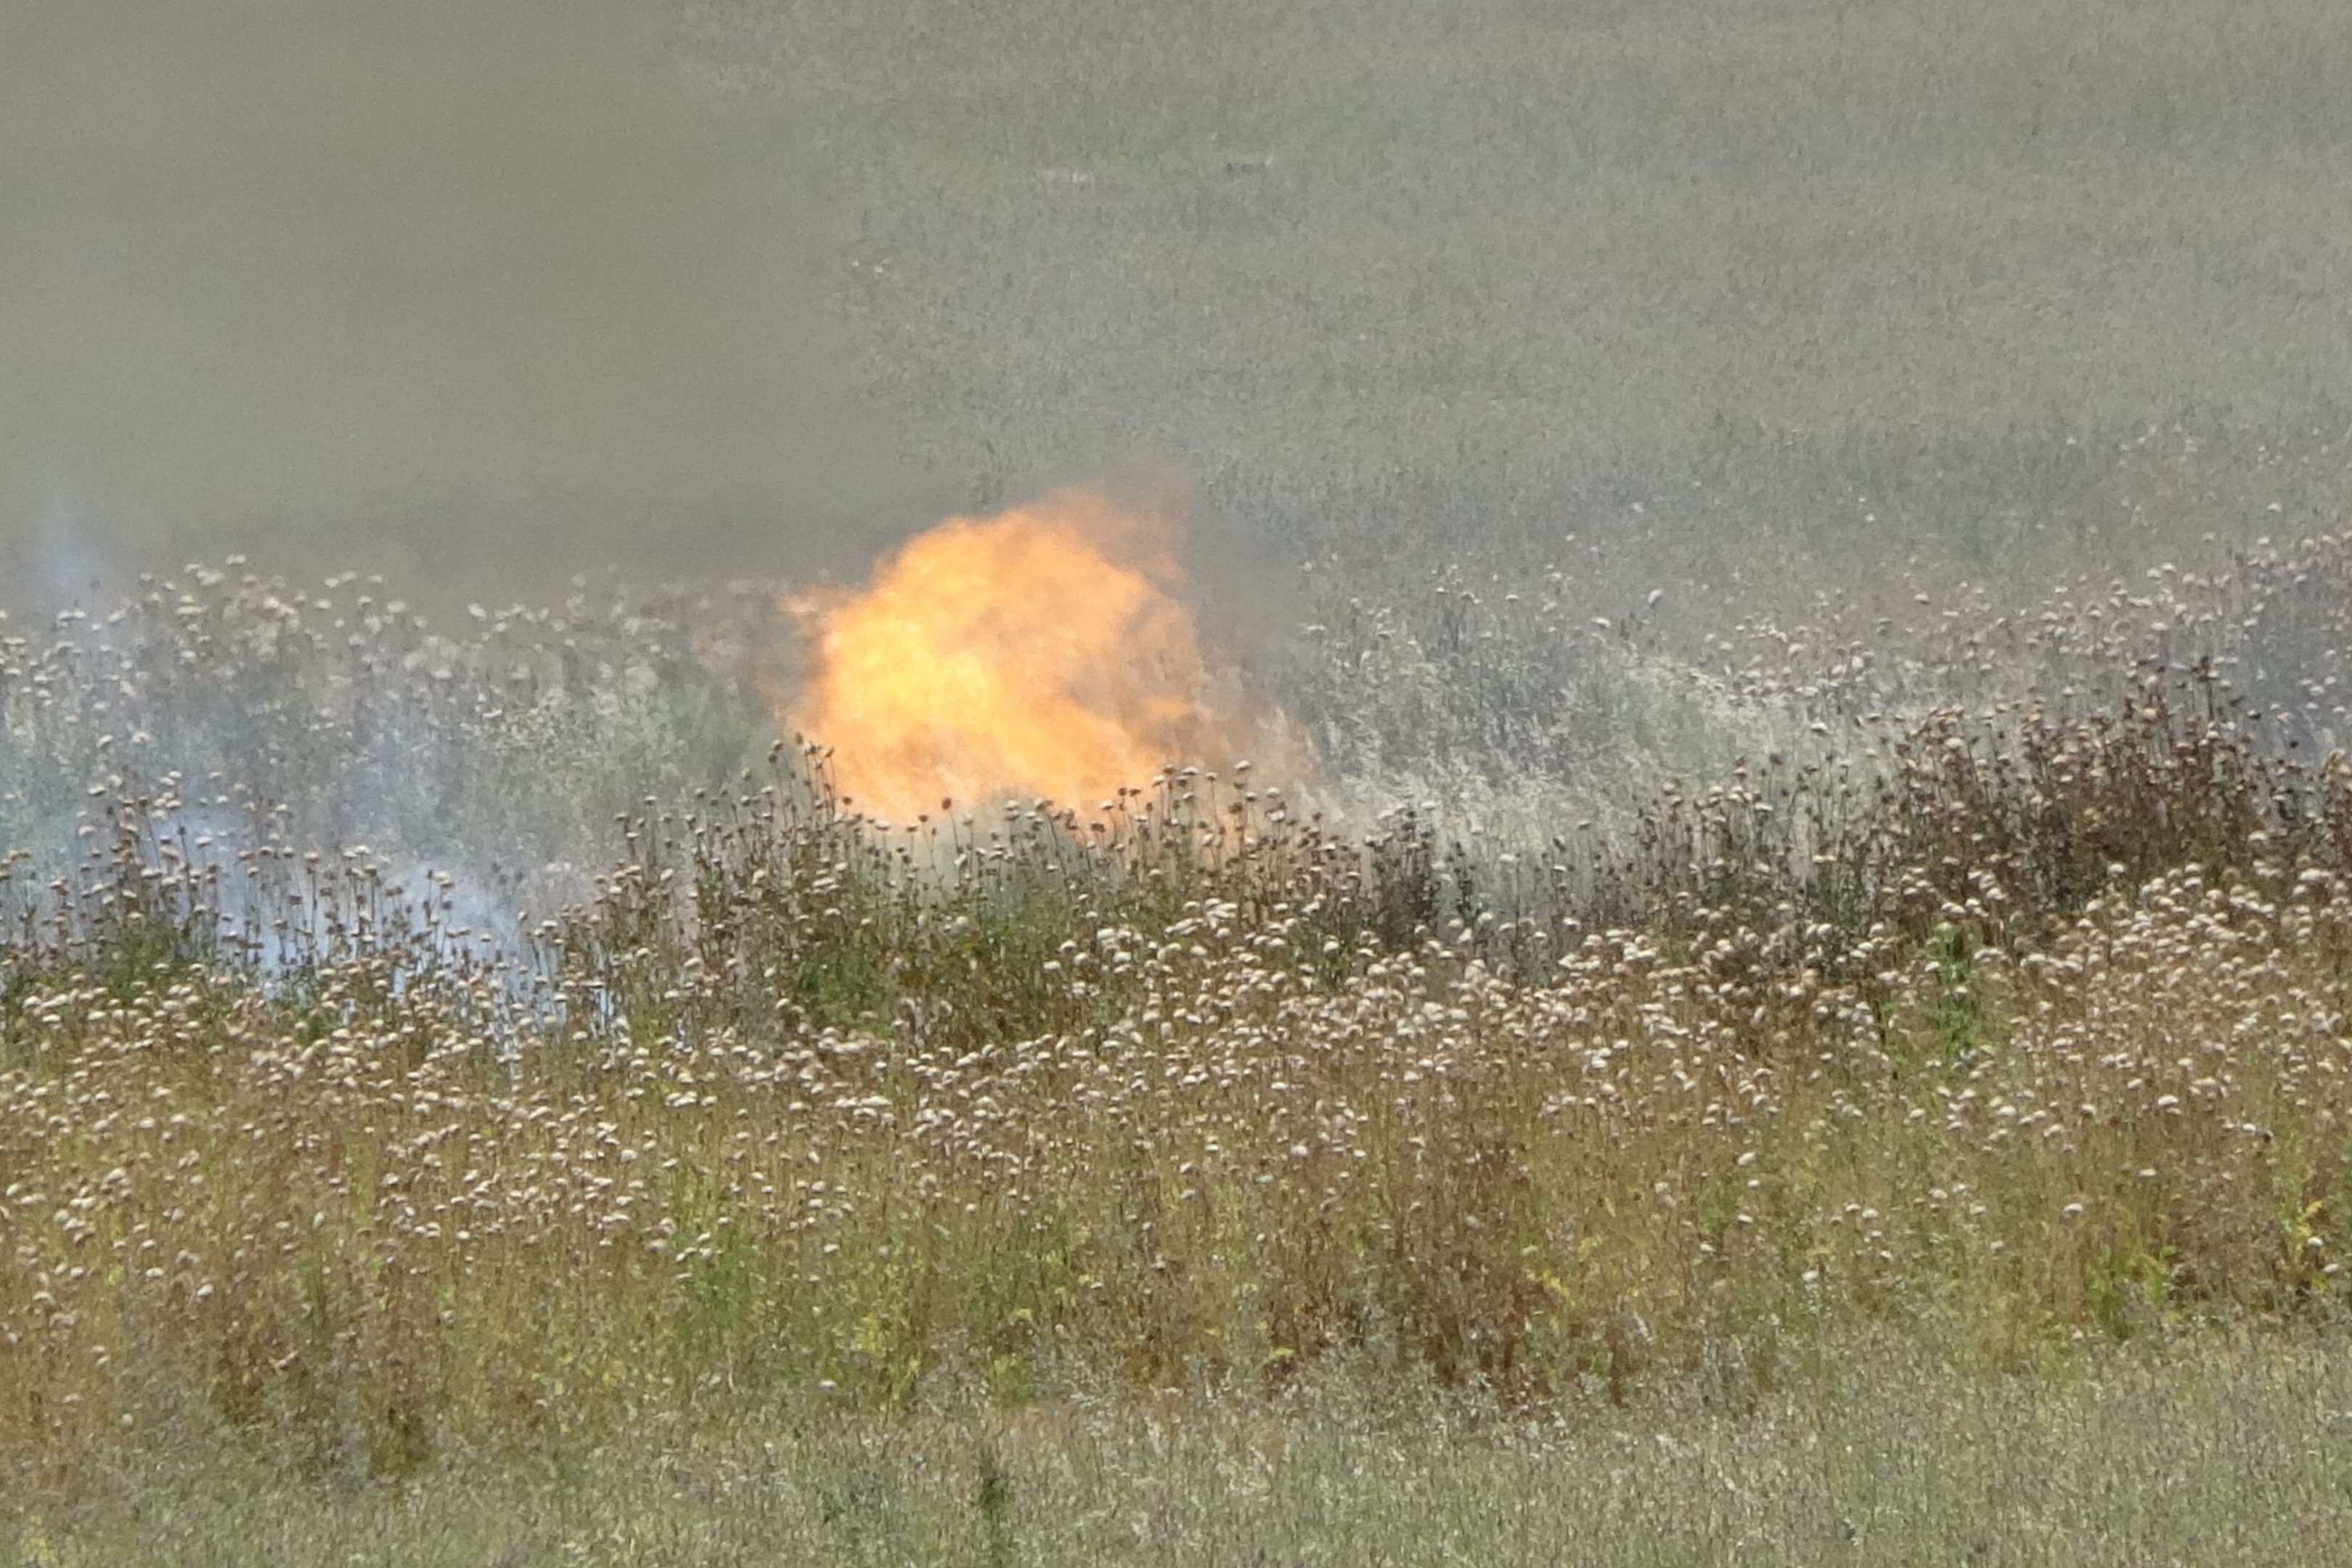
(782, 488), (1249, 820)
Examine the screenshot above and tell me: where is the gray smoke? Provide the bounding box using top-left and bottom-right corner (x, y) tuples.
(0, 0), (919, 609)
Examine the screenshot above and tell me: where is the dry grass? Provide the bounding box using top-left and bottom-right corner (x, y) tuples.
(10, 546), (2352, 1490)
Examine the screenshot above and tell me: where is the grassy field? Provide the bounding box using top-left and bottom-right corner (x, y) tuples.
(11, 0), (2352, 1559)
(9, 545), (2352, 1555)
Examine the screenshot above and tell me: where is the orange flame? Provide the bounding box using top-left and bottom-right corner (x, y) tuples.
(780, 488), (1255, 821)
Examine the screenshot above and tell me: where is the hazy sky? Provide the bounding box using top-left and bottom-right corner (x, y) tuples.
(0, 0), (915, 606)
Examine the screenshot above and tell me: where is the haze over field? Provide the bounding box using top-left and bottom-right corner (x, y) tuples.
(8, 0), (2350, 630)
(0, 0), (910, 603)
(696, 0), (2352, 619)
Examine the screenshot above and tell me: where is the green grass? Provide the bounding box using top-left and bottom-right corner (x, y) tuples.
(10, 1330), (2351, 1565)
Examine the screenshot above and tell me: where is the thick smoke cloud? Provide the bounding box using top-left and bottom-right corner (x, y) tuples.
(0, 0), (913, 608)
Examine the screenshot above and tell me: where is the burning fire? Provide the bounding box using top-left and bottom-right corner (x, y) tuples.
(779, 488), (1265, 821)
